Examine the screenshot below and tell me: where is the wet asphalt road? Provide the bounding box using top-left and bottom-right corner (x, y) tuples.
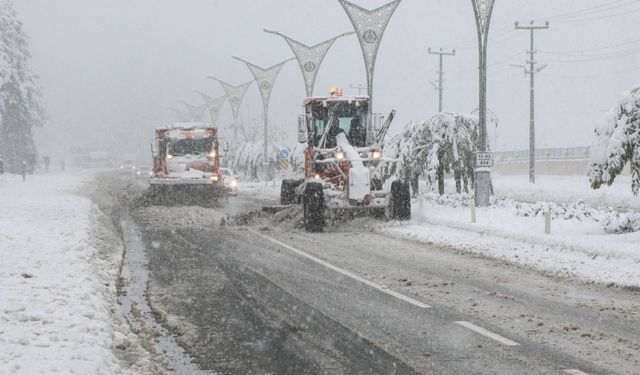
(102, 173), (640, 374)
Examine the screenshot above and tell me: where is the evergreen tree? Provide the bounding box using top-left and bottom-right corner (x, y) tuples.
(0, 1), (45, 173)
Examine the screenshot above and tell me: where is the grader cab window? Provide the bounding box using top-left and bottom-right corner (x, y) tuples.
(311, 101), (368, 148)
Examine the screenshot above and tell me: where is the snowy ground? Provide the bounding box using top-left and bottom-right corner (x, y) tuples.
(387, 174), (640, 288)
(492, 174), (640, 211)
(0, 172), (149, 374)
(237, 180), (281, 199)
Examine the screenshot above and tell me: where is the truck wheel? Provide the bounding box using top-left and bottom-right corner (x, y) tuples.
(303, 182), (325, 232)
(281, 179), (303, 205)
(389, 180), (411, 221)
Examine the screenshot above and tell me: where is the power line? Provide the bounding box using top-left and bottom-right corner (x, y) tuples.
(545, 0), (635, 20)
(549, 48), (640, 63)
(540, 36), (640, 55)
(555, 5), (640, 23)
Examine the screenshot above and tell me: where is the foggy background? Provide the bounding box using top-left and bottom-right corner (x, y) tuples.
(14, 0), (639, 163)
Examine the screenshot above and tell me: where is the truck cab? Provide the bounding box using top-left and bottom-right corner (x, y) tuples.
(149, 123), (227, 202)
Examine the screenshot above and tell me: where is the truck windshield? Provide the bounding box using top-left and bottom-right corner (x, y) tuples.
(168, 138), (213, 156)
(311, 102), (368, 148)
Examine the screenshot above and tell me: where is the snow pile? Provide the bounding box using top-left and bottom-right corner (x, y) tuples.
(387, 198), (640, 288)
(237, 180), (281, 199)
(589, 86), (640, 195)
(419, 182), (640, 236)
(603, 212), (640, 234)
(0, 173), (144, 374)
(493, 174), (640, 211)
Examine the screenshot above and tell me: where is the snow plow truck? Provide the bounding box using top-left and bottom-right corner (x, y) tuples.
(149, 123), (227, 203)
(281, 90), (411, 232)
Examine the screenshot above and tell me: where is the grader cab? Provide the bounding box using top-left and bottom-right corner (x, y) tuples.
(281, 91), (411, 232)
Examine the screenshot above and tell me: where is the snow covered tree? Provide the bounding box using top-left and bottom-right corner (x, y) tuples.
(384, 113), (480, 195)
(0, 1), (45, 173)
(589, 86), (640, 196)
(224, 116), (292, 181)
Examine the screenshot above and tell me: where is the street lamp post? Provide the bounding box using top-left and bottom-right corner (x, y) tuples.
(195, 91), (228, 128)
(207, 77), (253, 140)
(177, 100), (207, 122)
(165, 106), (190, 122)
(338, 0), (401, 120)
(232, 56), (293, 184)
(471, 0), (496, 207)
(264, 29), (354, 97)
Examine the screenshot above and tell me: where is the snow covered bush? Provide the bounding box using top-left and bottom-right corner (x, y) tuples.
(384, 113), (480, 195)
(226, 141), (266, 181)
(603, 212), (640, 234)
(589, 86), (640, 195)
(289, 142), (307, 176)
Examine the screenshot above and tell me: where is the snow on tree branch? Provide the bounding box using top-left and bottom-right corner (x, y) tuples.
(588, 86), (640, 196)
(383, 112), (485, 195)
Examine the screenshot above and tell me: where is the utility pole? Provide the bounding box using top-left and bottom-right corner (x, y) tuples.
(514, 20), (549, 184)
(427, 48), (456, 113)
(350, 83), (366, 96)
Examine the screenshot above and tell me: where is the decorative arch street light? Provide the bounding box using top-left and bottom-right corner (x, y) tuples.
(471, 0), (496, 207)
(165, 106), (190, 123)
(207, 77), (253, 140)
(338, 0), (401, 119)
(264, 28), (355, 98)
(195, 91), (228, 129)
(177, 100), (207, 122)
(232, 56), (294, 183)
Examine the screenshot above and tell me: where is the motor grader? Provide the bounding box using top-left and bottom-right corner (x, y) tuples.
(148, 123), (228, 204)
(281, 90), (411, 232)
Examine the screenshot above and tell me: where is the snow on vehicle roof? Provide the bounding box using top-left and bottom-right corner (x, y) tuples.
(304, 96), (369, 105)
(156, 122), (214, 131)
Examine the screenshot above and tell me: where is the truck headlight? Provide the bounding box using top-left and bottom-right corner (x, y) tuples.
(167, 154), (173, 160)
(230, 179), (238, 187)
(335, 151), (345, 160)
(210, 175), (219, 182)
(372, 151), (382, 159)
(209, 151), (216, 158)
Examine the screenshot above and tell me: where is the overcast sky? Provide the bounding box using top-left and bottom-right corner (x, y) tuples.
(14, 0), (640, 161)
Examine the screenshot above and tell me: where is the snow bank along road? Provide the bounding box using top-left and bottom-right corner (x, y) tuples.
(0, 172), (151, 374)
(99, 171), (640, 374)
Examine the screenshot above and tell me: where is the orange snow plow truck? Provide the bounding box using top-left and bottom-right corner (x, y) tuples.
(149, 123), (228, 203)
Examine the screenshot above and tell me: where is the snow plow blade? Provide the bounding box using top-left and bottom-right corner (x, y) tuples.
(145, 180), (227, 206)
(262, 205), (292, 215)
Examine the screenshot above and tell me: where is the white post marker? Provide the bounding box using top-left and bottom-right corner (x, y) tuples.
(471, 204), (477, 224)
(545, 211), (551, 235)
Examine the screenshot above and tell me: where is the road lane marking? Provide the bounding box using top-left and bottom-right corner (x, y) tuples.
(564, 370), (589, 375)
(454, 321), (520, 346)
(248, 229), (431, 309)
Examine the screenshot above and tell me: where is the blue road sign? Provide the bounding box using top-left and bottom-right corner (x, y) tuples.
(279, 148), (289, 160)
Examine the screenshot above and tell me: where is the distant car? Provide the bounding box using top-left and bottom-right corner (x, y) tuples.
(220, 168), (239, 195)
(120, 160), (137, 170)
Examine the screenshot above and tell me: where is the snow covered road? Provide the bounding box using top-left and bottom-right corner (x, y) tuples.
(71, 171), (640, 374)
